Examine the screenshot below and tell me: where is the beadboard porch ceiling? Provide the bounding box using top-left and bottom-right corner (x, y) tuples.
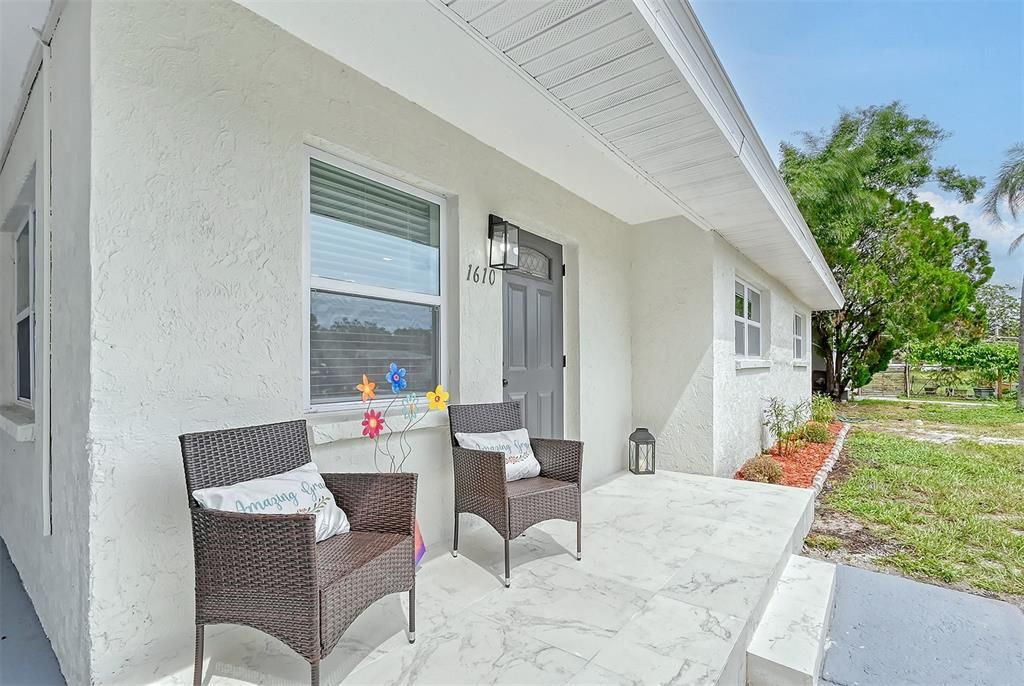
(237, 0), (843, 310)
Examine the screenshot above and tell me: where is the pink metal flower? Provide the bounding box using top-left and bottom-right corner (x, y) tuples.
(362, 409), (384, 439)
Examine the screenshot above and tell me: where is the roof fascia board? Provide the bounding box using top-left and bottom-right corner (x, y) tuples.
(0, 0), (65, 177)
(632, 0), (843, 309)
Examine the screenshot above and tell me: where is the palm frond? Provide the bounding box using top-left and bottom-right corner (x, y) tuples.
(983, 143), (1024, 221)
(1010, 231), (1024, 255)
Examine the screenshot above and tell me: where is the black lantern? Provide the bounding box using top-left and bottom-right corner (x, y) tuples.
(488, 214), (520, 270)
(629, 427), (656, 474)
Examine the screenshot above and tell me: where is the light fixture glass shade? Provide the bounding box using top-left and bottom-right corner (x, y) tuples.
(489, 214), (520, 270)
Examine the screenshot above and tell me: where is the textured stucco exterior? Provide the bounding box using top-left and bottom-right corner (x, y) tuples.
(85, 1), (633, 681)
(630, 217), (715, 474)
(631, 220), (813, 478)
(0, 1), (827, 682)
(0, 3), (93, 683)
(712, 235), (813, 477)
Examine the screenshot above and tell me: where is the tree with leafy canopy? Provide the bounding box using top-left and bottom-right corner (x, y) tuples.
(976, 284), (1020, 339)
(982, 143), (1024, 408)
(781, 103), (993, 399)
(909, 340), (1018, 399)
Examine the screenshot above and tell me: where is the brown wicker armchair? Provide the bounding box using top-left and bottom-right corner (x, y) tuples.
(448, 401), (583, 587)
(180, 420), (417, 686)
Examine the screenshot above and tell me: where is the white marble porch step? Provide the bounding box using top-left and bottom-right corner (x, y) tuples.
(746, 555), (837, 686)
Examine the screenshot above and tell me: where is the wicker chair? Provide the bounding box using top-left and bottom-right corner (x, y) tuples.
(448, 401), (583, 587)
(180, 420), (417, 686)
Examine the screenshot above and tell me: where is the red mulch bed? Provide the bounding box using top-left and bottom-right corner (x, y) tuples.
(735, 422), (844, 488)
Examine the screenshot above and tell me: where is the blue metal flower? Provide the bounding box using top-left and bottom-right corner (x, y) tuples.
(386, 362), (407, 394)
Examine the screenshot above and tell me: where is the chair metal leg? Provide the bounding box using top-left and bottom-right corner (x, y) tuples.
(311, 659), (320, 686)
(577, 519), (582, 561)
(452, 512), (459, 557)
(193, 625), (204, 686)
(504, 539), (511, 587)
(408, 584), (416, 643)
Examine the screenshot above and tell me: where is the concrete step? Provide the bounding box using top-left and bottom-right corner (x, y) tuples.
(746, 555), (837, 686)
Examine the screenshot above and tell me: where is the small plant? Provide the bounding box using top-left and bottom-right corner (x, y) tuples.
(802, 421), (832, 444)
(763, 397), (809, 456)
(810, 394), (837, 424)
(805, 533), (844, 551)
(740, 455), (783, 484)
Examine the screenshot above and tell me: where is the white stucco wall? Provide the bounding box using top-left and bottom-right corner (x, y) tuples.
(712, 235), (813, 477)
(0, 3), (93, 683)
(630, 217), (715, 474)
(86, 1), (633, 681)
(630, 221), (813, 478)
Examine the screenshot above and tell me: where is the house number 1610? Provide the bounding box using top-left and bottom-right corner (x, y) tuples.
(465, 264), (497, 286)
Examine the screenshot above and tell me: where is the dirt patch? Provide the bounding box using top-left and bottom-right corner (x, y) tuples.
(859, 420), (1024, 445)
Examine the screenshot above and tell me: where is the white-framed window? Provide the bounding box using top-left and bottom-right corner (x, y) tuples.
(734, 279), (762, 357)
(793, 312), (805, 360)
(14, 211), (34, 406)
(303, 149), (446, 411)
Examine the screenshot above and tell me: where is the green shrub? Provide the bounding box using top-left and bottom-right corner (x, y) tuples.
(810, 394), (837, 423)
(741, 455), (783, 484)
(802, 421), (832, 444)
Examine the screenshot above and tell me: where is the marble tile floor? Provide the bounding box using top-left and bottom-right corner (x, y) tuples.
(157, 471), (815, 685)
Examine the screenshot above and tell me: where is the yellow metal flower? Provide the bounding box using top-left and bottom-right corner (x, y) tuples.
(356, 374), (376, 402)
(425, 384), (449, 411)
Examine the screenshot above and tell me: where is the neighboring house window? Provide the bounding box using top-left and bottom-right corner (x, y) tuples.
(734, 279), (762, 357)
(15, 211), (34, 405)
(306, 153), (444, 409)
(793, 313), (805, 360)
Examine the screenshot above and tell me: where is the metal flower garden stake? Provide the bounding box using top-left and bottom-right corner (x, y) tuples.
(358, 364), (449, 566)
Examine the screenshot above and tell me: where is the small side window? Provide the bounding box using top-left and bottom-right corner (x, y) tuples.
(793, 313), (805, 360)
(734, 279), (762, 357)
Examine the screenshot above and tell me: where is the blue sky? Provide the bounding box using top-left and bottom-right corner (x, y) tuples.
(691, 0), (1024, 287)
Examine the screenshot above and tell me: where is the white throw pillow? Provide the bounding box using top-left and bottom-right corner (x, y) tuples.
(455, 428), (541, 482)
(192, 463), (350, 543)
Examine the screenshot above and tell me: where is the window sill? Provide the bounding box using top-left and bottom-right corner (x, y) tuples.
(735, 358), (772, 371)
(306, 408), (449, 446)
(792, 360), (809, 368)
(0, 404), (35, 442)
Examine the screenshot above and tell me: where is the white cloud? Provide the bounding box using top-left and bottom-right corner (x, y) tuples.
(917, 190), (1024, 288)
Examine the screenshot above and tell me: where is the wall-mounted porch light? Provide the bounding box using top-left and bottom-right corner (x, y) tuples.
(488, 214), (520, 270)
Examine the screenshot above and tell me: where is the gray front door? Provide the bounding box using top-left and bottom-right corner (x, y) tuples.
(502, 230), (563, 438)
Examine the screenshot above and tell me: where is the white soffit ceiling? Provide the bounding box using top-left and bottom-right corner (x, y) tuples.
(238, 0), (842, 309)
(443, 0), (739, 213)
(437, 0), (841, 310)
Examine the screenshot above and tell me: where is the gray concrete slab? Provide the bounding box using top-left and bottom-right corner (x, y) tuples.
(0, 538), (66, 686)
(822, 564), (1024, 686)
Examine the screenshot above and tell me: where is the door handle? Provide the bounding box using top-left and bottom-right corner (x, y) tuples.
(502, 378), (509, 387)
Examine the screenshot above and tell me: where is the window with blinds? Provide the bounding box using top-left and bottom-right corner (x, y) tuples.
(307, 155), (444, 408)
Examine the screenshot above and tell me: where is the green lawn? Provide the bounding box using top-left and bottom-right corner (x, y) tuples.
(824, 430), (1024, 596)
(840, 399), (1024, 439)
